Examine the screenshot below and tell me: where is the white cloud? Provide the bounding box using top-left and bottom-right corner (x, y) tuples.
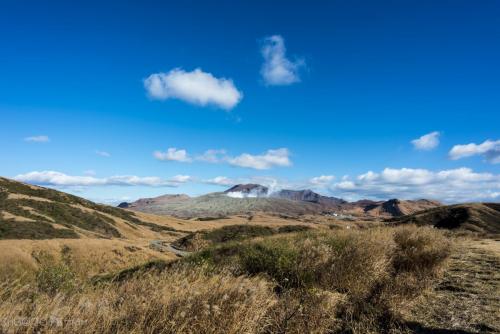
(336, 180), (356, 190)
(14, 171), (183, 187)
(204, 176), (236, 186)
(96, 150), (111, 157)
(331, 167), (500, 203)
(309, 175), (335, 187)
(24, 135), (49, 143)
(449, 139), (500, 164)
(154, 147), (292, 170)
(169, 174), (192, 184)
(411, 131), (440, 150)
(196, 149), (227, 163)
(228, 148), (292, 170)
(144, 68), (242, 110)
(260, 35), (305, 86)
(154, 148), (191, 162)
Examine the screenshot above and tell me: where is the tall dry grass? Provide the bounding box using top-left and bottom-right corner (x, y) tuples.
(0, 225), (451, 334)
(0, 266), (276, 333)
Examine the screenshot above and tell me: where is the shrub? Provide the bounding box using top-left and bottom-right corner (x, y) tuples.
(35, 252), (76, 296)
(392, 225), (451, 277)
(239, 239), (308, 288)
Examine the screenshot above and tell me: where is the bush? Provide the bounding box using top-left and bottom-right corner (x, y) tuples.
(239, 239), (308, 288)
(35, 255), (76, 296)
(392, 225), (451, 277)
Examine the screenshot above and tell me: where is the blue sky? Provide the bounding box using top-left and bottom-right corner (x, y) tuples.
(1, 0), (499, 203)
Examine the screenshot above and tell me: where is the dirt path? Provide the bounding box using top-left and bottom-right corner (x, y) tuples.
(407, 238), (500, 333)
(149, 240), (191, 257)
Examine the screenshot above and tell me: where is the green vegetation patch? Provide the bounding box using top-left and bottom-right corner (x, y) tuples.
(0, 219), (79, 239)
(12, 199), (121, 238)
(173, 224), (311, 252)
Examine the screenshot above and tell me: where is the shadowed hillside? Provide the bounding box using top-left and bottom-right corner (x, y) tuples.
(390, 203), (500, 235)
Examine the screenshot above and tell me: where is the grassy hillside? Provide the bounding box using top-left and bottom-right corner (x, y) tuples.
(390, 202), (500, 235)
(0, 177), (177, 239)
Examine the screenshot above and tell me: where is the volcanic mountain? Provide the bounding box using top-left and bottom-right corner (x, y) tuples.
(120, 184), (442, 219)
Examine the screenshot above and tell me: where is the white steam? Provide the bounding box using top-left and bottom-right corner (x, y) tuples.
(226, 191), (261, 199)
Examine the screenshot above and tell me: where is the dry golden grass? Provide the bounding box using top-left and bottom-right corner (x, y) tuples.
(0, 225), (467, 333)
(7, 193), (54, 202)
(133, 211), (320, 232)
(0, 238), (177, 282)
(0, 266), (277, 334)
(404, 237), (500, 333)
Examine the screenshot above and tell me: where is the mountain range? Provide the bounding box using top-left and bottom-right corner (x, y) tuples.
(118, 183), (441, 219)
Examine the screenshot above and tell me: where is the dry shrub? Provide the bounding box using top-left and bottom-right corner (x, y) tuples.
(236, 229), (393, 295)
(392, 225), (451, 278)
(336, 225), (451, 333)
(220, 226), (450, 333)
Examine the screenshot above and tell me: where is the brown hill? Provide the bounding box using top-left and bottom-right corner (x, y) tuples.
(390, 203), (500, 235)
(345, 199), (442, 217)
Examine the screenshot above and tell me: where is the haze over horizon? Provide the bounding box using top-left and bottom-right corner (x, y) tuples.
(1, 0), (499, 204)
